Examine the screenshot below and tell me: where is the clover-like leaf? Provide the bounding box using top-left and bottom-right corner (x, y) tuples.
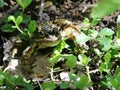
(104, 52), (111, 63)
(98, 37), (112, 51)
(75, 75), (90, 90)
(28, 20), (36, 34)
(49, 54), (61, 67)
(16, 15), (23, 25)
(99, 28), (114, 36)
(1, 24), (15, 32)
(16, 0), (32, 9)
(76, 33), (90, 43)
(66, 54), (77, 69)
(8, 15), (16, 23)
(41, 82), (56, 90)
(60, 82), (69, 89)
(78, 54), (89, 66)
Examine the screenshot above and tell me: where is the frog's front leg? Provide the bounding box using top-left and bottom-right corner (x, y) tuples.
(22, 43), (36, 59)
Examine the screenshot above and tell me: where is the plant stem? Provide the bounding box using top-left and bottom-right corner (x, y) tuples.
(14, 22), (25, 35)
(16, 25), (25, 35)
(86, 66), (91, 82)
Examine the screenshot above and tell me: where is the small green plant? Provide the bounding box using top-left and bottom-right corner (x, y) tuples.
(16, 0), (32, 14)
(99, 52), (112, 75)
(0, 70), (34, 90)
(0, 0), (35, 40)
(7, 15), (36, 39)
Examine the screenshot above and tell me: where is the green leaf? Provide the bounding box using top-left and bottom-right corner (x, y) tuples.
(116, 26), (120, 38)
(5, 76), (16, 87)
(53, 40), (66, 54)
(116, 15), (120, 38)
(76, 33), (90, 43)
(83, 18), (90, 26)
(104, 52), (111, 63)
(16, 0), (24, 8)
(28, 20), (36, 34)
(41, 82), (56, 90)
(109, 74), (120, 89)
(75, 75), (89, 90)
(60, 82), (69, 89)
(99, 28), (114, 36)
(91, 18), (101, 26)
(110, 79), (118, 89)
(0, 74), (5, 85)
(99, 63), (106, 74)
(8, 15), (16, 23)
(66, 54), (77, 69)
(15, 76), (24, 85)
(49, 54), (61, 67)
(16, 15), (23, 25)
(69, 73), (77, 81)
(23, 83), (34, 90)
(0, 0), (4, 7)
(16, 0), (32, 9)
(94, 48), (101, 57)
(78, 54), (89, 66)
(116, 73), (120, 80)
(89, 29), (99, 38)
(91, 0), (120, 18)
(1, 24), (15, 32)
(98, 37), (112, 51)
(23, 15), (31, 23)
(115, 67), (120, 75)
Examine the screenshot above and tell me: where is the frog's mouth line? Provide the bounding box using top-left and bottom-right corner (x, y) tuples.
(35, 35), (61, 41)
(35, 35), (62, 48)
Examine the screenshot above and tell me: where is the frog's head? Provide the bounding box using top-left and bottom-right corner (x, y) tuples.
(35, 22), (61, 39)
(32, 22), (62, 49)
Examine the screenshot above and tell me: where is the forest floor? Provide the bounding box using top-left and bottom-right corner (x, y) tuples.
(0, 0), (120, 90)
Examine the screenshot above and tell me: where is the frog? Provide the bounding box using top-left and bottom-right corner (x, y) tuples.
(18, 21), (62, 78)
(18, 19), (82, 79)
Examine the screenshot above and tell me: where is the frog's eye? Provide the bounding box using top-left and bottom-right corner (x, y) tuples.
(52, 27), (61, 35)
